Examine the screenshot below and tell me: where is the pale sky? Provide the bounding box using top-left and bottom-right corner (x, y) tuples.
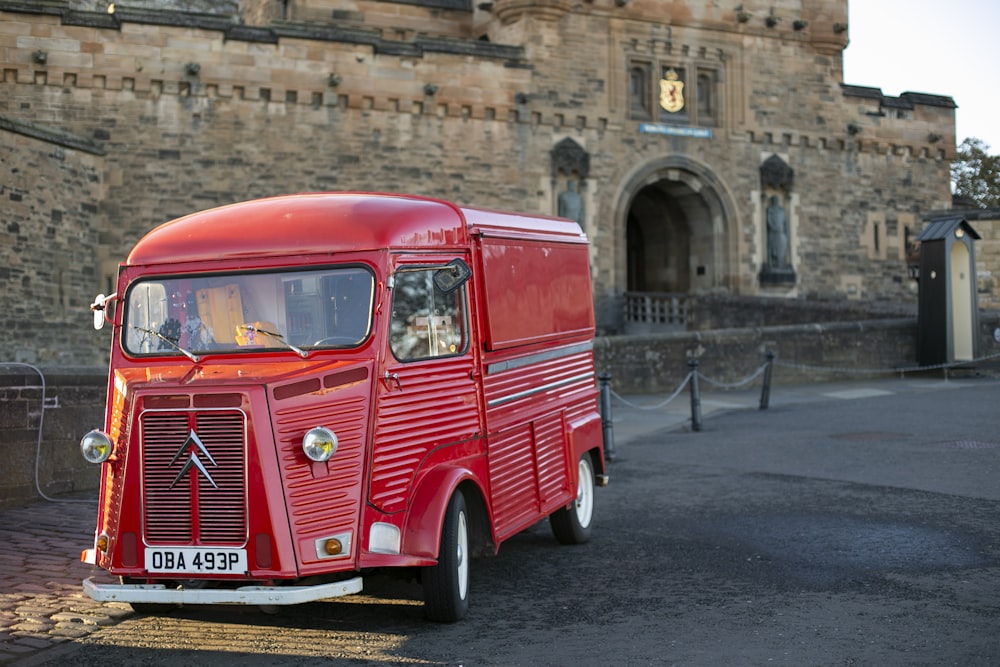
(843, 0), (1000, 154)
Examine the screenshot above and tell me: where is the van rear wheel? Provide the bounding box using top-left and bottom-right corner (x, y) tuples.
(550, 455), (595, 545)
(422, 490), (470, 622)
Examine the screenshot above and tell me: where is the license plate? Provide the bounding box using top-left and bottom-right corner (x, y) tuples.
(145, 547), (247, 574)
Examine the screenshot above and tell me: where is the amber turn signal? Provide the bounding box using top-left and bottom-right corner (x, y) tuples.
(323, 538), (343, 556)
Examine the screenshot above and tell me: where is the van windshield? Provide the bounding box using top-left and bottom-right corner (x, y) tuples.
(123, 267), (374, 357)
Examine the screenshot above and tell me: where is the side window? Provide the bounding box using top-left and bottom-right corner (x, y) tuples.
(390, 268), (468, 361)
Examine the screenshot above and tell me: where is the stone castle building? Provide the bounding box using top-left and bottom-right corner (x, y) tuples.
(0, 0), (960, 365)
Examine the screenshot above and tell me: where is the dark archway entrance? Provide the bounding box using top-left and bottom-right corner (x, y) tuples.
(615, 158), (738, 333)
(626, 181), (707, 293)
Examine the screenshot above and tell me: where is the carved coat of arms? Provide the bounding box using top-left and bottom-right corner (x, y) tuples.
(659, 69), (685, 113)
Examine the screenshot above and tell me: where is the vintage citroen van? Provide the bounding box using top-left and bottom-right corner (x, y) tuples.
(80, 192), (607, 621)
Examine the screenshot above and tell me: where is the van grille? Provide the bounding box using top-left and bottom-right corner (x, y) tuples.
(140, 409), (248, 546)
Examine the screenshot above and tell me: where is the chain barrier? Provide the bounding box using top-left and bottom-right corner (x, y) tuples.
(606, 361), (769, 412)
(602, 358), (772, 437)
(597, 346), (1000, 449)
(696, 362), (770, 389)
(607, 371), (693, 411)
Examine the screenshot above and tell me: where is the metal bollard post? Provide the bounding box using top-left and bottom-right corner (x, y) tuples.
(759, 350), (775, 410)
(598, 371), (616, 461)
(687, 359), (702, 432)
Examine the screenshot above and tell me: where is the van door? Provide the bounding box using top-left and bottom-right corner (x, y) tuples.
(368, 257), (484, 515)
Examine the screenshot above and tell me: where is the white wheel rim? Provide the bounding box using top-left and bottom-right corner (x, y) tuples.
(456, 509), (469, 600)
(575, 458), (594, 529)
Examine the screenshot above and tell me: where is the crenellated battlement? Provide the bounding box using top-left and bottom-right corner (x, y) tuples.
(1, 1), (953, 161)
(1, 3), (532, 122)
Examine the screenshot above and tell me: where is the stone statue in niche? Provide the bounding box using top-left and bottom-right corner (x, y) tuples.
(557, 178), (584, 228)
(766, 195), (789, 269)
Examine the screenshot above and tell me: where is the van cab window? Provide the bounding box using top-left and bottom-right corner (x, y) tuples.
(123, 267), (374, 356)
(390, 267), (469, 361)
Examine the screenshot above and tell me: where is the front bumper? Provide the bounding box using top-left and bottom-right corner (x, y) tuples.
(82, 576), (363, 605)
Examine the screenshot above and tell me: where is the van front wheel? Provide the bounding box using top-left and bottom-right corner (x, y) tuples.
(422, 490), (470, 622)
(549, 455), (595, 545)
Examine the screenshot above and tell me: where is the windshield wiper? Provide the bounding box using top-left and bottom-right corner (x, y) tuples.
(240, 325), (309, 359)
(131, 326), (200, 363)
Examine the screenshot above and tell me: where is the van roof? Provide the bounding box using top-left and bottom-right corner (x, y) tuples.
(126, 192), (586, 266)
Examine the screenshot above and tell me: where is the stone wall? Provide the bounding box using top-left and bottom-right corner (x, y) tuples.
(595, 310), (1000, 394)
(69, 0), (239, 12)
(0, 1), (960, 366)
(0, 118), (107, 366)
(0, 365), (106, 509)
(686, 294), (917, 331)
(594, 320), (915, 394)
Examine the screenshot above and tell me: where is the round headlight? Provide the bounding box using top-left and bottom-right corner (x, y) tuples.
(80, 430), (114, 464)
(302, 427), (338, 462)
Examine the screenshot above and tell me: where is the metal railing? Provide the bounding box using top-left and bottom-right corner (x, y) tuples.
(623, 291), (688, 332)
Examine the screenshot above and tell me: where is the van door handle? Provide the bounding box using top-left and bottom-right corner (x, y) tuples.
(383, 372), (402, 390)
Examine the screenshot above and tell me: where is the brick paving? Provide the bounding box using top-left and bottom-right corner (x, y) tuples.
(0, 498), (131, 664)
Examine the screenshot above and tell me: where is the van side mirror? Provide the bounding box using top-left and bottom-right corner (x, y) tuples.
(433, 259), (472, 294)
(90, 293), (116, 330)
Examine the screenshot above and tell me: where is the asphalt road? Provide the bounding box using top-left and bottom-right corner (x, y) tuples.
(16, 377), (1000, 666)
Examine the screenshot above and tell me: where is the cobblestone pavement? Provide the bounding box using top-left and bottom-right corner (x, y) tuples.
(0, 499), (128, 664)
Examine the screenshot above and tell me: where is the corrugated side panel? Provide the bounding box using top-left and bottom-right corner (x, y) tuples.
(483, 348), (599, 533)
(487, 423), (541, 534)
(272, 385), (369, 557)
(533, 412), (569, 512)
(484, 349), (597, 432)
(369, 355), (480, 513)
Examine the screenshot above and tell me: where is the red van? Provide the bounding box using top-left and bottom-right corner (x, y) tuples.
(80, 192), (607, 621)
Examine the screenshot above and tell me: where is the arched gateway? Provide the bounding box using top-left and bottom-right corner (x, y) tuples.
(614, 157), (740, 333)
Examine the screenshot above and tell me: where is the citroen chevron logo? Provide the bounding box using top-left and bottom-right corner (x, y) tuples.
(169, 429), (219, 489)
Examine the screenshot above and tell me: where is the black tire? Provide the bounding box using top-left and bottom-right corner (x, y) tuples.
(549, 454), (595, 545)
(422, 490), (470, 622)
(129, 602), (177, 614)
